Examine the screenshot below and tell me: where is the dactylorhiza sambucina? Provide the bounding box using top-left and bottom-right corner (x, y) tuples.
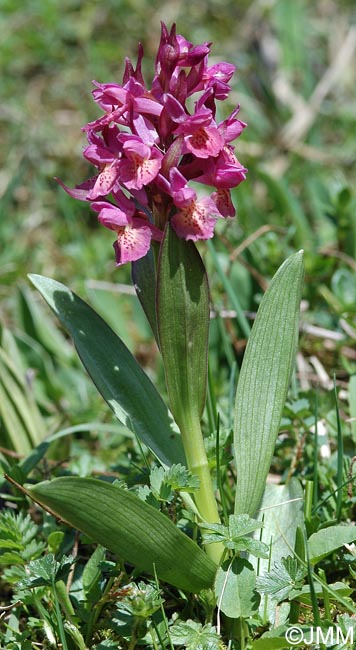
(58, 23), (247, 265)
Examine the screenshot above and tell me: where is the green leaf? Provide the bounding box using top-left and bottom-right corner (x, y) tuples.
(251, 480), (304, 564)
(28, 274), (185, 468)
(308, 525), (356, 565)
(256, 556), (306, 603)
(249, 480), (304, 622)
(165, 463), (200, 492)
(18, 284), (73, 361)
(132, 248), (159, 343)
(201, 515), (268, 557)
(82, 545), (106, 603)
(170, 619), (221, 650)
(234, 251), (304, 516)
(289, 581), (352, 604)
(25, 477), (217, 592)
(156, 224), (209, 429)
(215, 557), (259, 619)
(0, 348), (45, 448)
(348, 374), (356, 443)
(18, 554), (73, 588)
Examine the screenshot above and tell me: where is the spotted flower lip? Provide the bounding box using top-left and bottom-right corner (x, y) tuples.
(171, 195), (219, 241)
(58, 22), (247, 264)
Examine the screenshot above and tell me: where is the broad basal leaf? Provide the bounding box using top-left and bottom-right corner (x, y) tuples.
(215, 557), (259, 619)
(28, 274), (185, 468)
(249, 478), (304, 622)
(25, 477), (217, 592)
(234, 251), (304, 516)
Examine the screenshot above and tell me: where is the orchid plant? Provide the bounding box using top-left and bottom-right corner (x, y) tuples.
(11, 22), (324, 640)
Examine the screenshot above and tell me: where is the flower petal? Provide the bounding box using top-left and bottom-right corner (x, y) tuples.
(171, 197), (218, 241)
(88, 165), (120, 199)
(113, 219), (154, 265)
(211, 189), (235, 217)
(185, 126), (224, 158)
(120, 148), (162, 190)
(54, 176), (96, 201)
(92, 202), (131, 230)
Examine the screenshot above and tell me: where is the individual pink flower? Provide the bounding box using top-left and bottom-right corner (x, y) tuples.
(119, 136), (163, 190)
(164, 94), (224, 159)
(179, 119), (224, 159)
(112, 221), (156, 265)
(91, 199), (162, 265)
(167, 168), (219, 241)
(171, 196), (219, 241)
(218, 108), (246, 143)
(193, 147), (248, 189)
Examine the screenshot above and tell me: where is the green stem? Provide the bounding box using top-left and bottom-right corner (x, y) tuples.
(53, 581), (69, 650)
(179, 413), (223, 564)
(85, 574), (117, 645)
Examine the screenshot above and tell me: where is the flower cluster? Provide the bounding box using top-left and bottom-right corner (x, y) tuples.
(59, 23), (247, 265)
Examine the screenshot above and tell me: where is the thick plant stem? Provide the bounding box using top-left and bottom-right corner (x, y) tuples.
(179, 413), (223, 565)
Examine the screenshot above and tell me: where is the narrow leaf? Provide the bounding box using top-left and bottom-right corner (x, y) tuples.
(0, 381), (32, 455)
(234, 251), (304, 516)
(28, 274), (185, 467)
(156, 225), (209, 428)
(25, 477), (217, 592)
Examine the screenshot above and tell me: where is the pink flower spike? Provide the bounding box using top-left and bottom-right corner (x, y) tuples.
(58, 22), (248, 265)
(113, 218), (158, 265)
(171, 195), (219, 241)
